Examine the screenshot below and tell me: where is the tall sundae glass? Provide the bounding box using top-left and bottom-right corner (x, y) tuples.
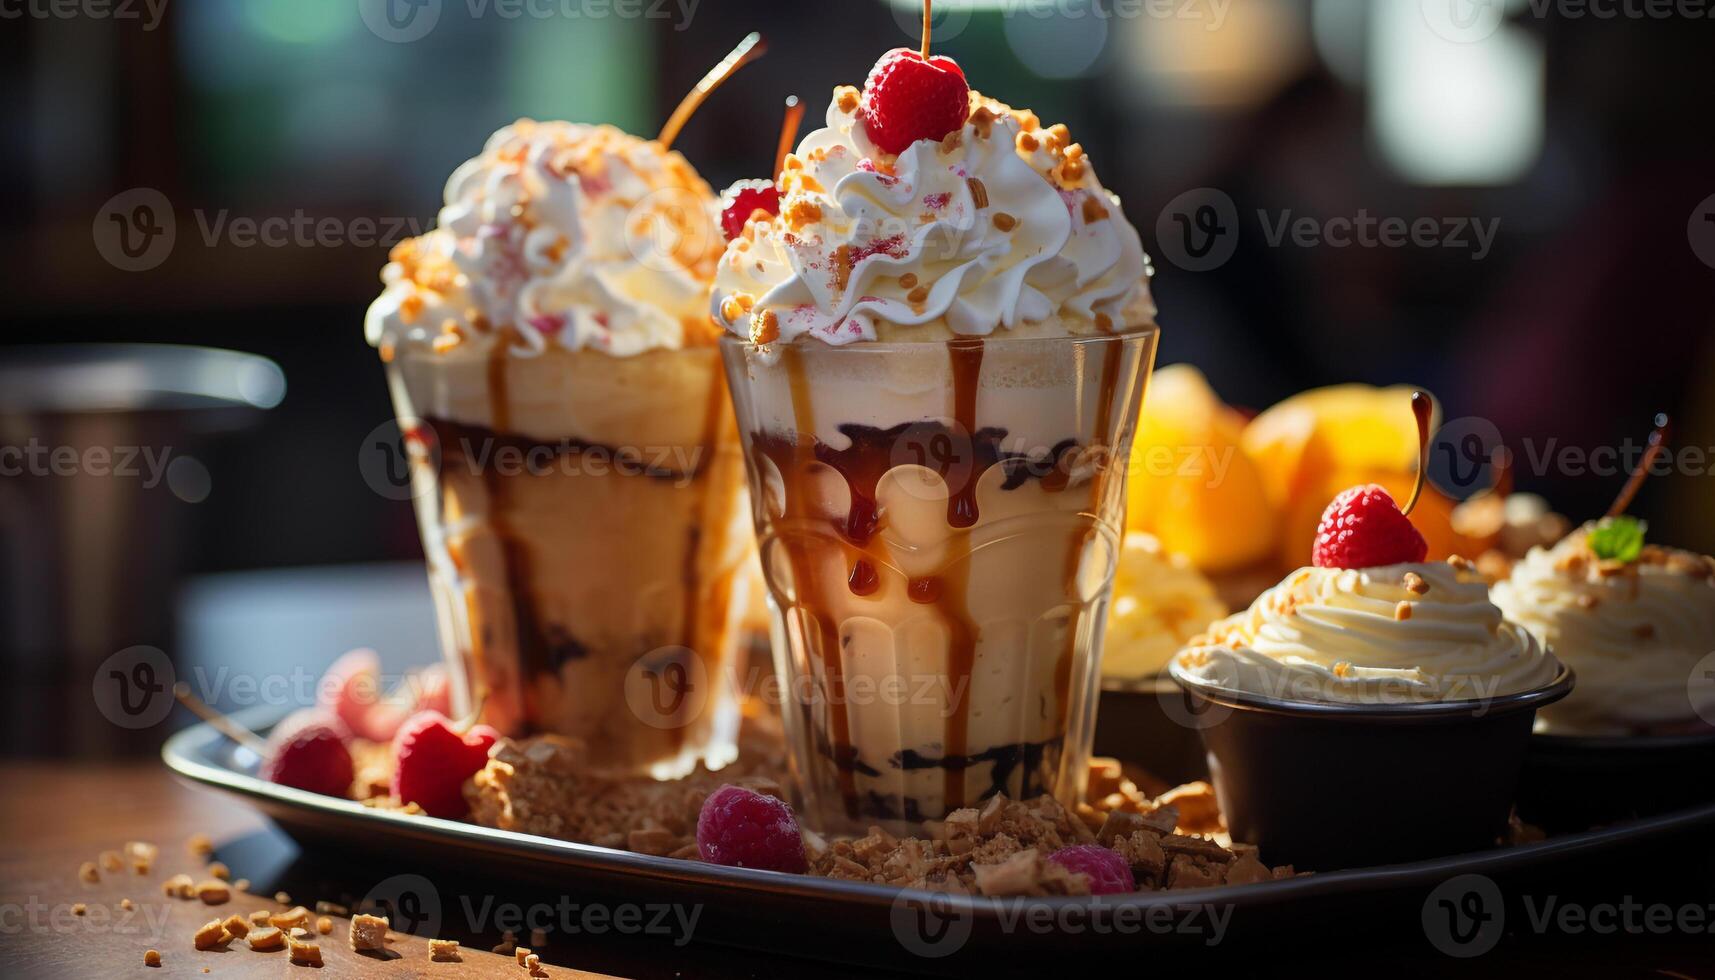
(366, 116), (756, 780)
(712, 47), (1160, 832)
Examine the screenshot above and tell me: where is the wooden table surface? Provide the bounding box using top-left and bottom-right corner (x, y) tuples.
(0, 763), (635, 979)
(4, 761), (1714, 980)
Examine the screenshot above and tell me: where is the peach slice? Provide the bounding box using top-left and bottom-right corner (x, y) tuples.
(1124, 365), (1277, 573)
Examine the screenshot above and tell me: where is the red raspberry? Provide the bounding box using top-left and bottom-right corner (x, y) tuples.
(859, 48), (970, 155)
(1046, 844), (1136, 895)
(718, 179), (780, 240)
(391, 711), (500, 820)
(695, 785), (807, 872)
(261, 709), (355, 799)
(1312, 484), (1429, 569)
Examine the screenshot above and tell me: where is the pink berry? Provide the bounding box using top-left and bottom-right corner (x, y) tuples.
(319, 648), (383, 740)
(262, 709), (355, 799)
(696, 785), (807, 873)
(1047, 844), (1136, 895)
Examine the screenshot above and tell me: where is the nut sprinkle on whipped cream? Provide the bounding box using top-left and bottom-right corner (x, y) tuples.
(713, 88), (1156, 346)
(367, 119), (725, 360)
(1173, 560), (1562, 705)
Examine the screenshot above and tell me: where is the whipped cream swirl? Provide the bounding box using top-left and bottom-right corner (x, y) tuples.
(1493, 526), (1715, 735)
(712, 88), (1154, 345)
(367, 120), (724, 359)
(1173, 561), (1561, 704)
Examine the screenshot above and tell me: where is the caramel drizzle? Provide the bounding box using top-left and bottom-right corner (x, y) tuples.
(937, 338), (984, 810)
(458, 337), (723, 754)
(482, 335), (540, 728)
(753, 335), (1135, 817)
(780, 344), (862, 813)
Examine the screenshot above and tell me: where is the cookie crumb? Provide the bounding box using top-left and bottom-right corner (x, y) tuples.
(515, 947), (533, 966)
(207, 861), (230, 881)
(429, 938), (461, 962)
(349, 913), (389, 953)
(196, 880), (231, 905)
(144, 949), (162, 967)
(194, 918), (228, 951)
(274, 891), (291, 904)
(222, 913), (251, 939)
(78, 862), (99, 884)
(162, 874), (195, 900)
(99, 850), (125, 873)
(72, 903), (87, 916)
(120, 898), (135, 911)
(316, 916), (333, 935)
(270, 906), (310, 930)
(287, 935), (322, 966)
(188, 833), (214, 858)
(314, 900), (349, 916)
(248, 925), (286, 952)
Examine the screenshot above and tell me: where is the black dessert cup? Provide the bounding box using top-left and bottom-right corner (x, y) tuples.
(1517, 729), (1715, 833)
(1169, 666), (1575, 871)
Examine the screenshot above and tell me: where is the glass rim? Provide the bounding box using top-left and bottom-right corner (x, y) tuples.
(716, 324), (1160, 355)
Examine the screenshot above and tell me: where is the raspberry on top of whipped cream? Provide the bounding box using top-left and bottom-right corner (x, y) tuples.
(1492, 521), (1715, 735)
(712, 87), (1156, 346)
(1172, 559), (1562, 705)
(366, 119), (725, 360)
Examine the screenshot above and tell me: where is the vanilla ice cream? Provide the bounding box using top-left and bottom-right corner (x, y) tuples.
(1102, 533), (1227, 683)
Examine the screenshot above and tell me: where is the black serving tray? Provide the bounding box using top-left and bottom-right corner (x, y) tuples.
(164, 707), (1715, 965)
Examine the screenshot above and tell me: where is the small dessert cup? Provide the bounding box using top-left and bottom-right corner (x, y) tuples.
(721, 329), (1158, 835)
(1517, 728), (1715, 832)
(1169, 665), (1574, 870)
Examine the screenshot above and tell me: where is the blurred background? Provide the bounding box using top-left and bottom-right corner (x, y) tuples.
(3, 0), (1713, 755)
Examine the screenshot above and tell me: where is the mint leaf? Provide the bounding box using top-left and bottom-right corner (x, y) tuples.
(1588, 516), (1647, 563)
